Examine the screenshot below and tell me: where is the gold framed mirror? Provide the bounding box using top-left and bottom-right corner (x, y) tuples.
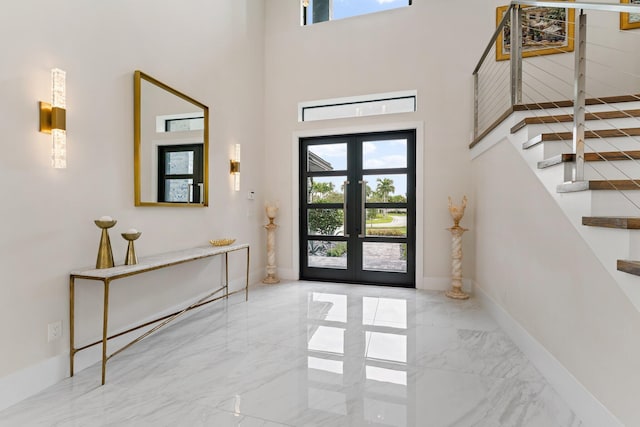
(134, 70), (209, 207)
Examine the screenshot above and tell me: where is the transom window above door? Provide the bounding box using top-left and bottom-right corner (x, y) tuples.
(302, 0), (412, 25)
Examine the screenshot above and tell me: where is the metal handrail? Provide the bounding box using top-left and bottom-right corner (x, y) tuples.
(472, 6), (513, 75)
(472, 0), (640, 193)
(472, 1), (640, 78)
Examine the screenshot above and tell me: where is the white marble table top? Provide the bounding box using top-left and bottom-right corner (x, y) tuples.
(70, 243), (249, 280)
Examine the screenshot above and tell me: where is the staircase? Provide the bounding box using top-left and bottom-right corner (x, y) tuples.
(470, 1), (640, 312)
(470, 93), (640, 310)
(475, 94), (640, 311)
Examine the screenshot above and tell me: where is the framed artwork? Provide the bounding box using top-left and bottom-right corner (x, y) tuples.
(496, 5), (575, 61)
(620, 0), (640, 30)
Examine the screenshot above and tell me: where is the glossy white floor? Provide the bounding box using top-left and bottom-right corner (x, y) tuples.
(0, 281), (582, 427)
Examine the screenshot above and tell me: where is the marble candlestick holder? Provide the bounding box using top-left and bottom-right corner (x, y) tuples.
(446, 196), (470, 300)
(121, 230), (142, 265)
(95, 218), (117, 269)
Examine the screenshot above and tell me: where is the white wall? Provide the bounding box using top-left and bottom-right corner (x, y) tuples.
(472, 140), (640, 425)
(263, 0), (496, 287)
(0, 0), (265, 384)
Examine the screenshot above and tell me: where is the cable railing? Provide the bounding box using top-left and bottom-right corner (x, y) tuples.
(472, 0), (640, 198)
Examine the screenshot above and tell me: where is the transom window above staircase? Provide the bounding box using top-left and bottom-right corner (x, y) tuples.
(302, 0), (412, 25)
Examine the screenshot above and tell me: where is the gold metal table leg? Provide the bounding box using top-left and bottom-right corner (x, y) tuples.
(225, 252), (229, 298)
(101, 279), (110, 385)
(246, 246), (250, 301)
(69, 276), (75, 377)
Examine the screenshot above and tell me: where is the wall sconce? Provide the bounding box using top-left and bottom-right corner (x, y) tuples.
(230, 144), (241, 191)
(39, 68), (67, 169)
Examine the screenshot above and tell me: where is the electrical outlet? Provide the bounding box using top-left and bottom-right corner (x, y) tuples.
(48, 320), (62, 342)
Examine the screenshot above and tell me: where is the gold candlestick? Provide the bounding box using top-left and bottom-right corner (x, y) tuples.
(121, 231), (142, 265)
(95, 219), (117, 269)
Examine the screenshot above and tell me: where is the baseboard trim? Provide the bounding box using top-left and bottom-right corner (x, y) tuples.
(0, 276), (255, 413)
(475, 284), (623, 427)
(420, 277), (473, 292)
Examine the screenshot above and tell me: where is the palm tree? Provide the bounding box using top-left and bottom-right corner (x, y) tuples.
(375, 178), (395, 203)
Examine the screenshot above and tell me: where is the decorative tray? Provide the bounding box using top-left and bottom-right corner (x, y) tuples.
(209, 238), (236, 247)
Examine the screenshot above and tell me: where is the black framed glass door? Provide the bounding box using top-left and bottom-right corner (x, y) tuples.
(300, 130), (416, 287)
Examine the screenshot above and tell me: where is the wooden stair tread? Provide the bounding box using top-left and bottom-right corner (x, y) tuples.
(513, 94), (640, 112)
(523, 127), (640, 149)
(511, 109), (640, 134)
(582, 217), (640, 229)
(588, 180), (640, 190)
(537, 151), (640, 169)
(617, 260), (640, 276)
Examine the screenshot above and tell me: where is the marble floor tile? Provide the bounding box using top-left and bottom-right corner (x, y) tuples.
(0, 281), (581, 427)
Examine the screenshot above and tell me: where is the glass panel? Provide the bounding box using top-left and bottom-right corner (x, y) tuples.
(302, 97), (415, 122)
(363, 174), (407, 203)
(363, 139), (407, 169)
(365, 208), (407, 238)
(164, 178), (193, 202)
(363, 242), (407, 273)
(307, 176), (346, 204)
(307, 143), (347, 171)
(308, 241), (347, 269)
(166, 117), (204, 132)
(305, 0), (410, 25)
(307, 209), (345, 236)
(165, 151), (194, 175)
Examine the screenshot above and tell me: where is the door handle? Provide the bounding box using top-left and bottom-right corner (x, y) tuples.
(358, 180), (367, 238)
(343, 180), (350, 238)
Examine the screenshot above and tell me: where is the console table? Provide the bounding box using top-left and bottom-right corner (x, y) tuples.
(69, 243), (250, 385)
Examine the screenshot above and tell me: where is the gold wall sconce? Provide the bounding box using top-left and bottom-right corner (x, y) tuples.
(39, 68), (67, 169)
(230, 143), (241, 191)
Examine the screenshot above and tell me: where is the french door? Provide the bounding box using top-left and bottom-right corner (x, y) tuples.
(299, 130), (416, 287)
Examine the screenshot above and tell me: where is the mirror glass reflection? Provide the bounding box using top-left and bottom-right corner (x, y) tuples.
(134, 70), (209, 206)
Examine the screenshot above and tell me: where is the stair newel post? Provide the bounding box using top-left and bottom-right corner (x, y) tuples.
(510, 5), (523, 106)
(570, 10), (587, 183)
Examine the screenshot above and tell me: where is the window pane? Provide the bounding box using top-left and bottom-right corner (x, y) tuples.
(308, 241), (347, 269)
(166, 117), (204, 132)
(165, 178), (193, 202)
(307, 143), (347, 171)
(165, 151), (194, 175)
(363, 174), (407, 203)
(308, 209), (345, 236)
(365, 208), (407, 238)
(307, 176), (346, 204)
(302, 97), (415, 122)
(363, 139), (407, 169)
(362, 242), (407, 273)
(305, 0), (410, 25)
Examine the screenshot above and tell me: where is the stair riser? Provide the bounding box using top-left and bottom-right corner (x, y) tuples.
(582, 160), (640, 180)
(537, 137), (640, 158)
(521, 116), (640, 139)
(591, 191), (640, 216)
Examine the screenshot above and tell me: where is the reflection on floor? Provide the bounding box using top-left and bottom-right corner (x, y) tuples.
(0, 281), (582, 427)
